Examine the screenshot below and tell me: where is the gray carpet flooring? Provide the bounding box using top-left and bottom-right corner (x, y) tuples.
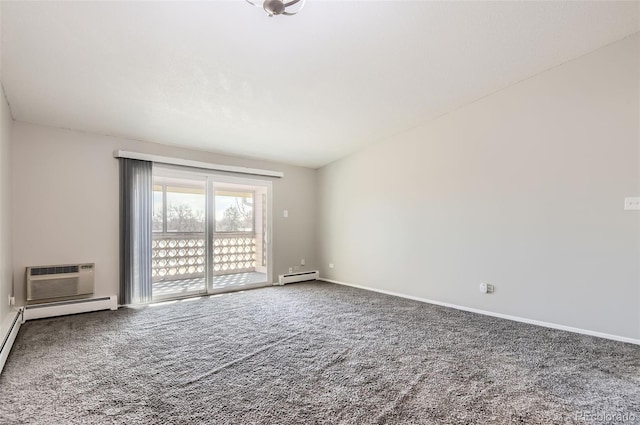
(1, 282), (638, 424)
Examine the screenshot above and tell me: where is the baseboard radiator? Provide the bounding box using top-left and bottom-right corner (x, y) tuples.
(23, 296), (118, 321)
(278, 270), (319, 285)
(0, 308), (24, 374)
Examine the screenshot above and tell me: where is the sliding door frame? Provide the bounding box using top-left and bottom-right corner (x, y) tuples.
(153, 164), (273, 299)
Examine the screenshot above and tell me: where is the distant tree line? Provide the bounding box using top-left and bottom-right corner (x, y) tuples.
(153, 198), (253, 233)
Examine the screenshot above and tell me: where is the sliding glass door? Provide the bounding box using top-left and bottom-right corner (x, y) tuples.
(152, 167), (271, 300)
(152, 175), (207, 299)
(210, 183), (269, 291)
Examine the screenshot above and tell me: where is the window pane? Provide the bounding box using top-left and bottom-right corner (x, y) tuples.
(166, 186), (206, 233)
(153, 186), (163, 232)
(215, 191), (253, 232)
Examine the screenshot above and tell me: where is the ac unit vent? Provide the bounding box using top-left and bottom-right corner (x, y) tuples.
(30, 265), (80, 276)
(27, 263), (95, 302)
(30, 278), (80, 300)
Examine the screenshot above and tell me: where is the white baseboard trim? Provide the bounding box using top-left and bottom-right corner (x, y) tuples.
(320, 278), (640, 346)
(1, 308), (23, 374)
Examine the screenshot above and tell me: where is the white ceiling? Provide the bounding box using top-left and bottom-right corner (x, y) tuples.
(2, 1), (639, 168)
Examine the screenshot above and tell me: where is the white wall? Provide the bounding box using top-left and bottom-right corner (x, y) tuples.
(12, 124), (317, 306)
(318, 34), (640, 340)
(0, 85), (14, 336)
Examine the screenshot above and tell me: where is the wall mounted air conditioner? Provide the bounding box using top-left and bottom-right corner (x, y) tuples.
(278, 270), (319, 285)
(26, 263), (95, 302)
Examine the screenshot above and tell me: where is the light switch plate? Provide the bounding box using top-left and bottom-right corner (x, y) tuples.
(283, 210), (289, 218)
(624, 197), (640, 210)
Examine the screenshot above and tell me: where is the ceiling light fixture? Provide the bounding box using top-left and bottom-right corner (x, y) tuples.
(246, 0), (305, 17)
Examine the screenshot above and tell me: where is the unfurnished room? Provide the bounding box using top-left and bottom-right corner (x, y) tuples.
(0, 1), (639, 424)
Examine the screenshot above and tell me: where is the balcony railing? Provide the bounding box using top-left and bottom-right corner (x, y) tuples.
(151, 232), (257, 282)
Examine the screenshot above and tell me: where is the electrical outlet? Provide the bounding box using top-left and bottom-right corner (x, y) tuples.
(288, 267), (293, 273)
(329, 263), (334, 269)
(283, 210), (289, 218)
(8, 295), (15, 306)
(624, 197), (640, 210)
(301, 259), (305, 266)
(480, 283), (494, 294)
